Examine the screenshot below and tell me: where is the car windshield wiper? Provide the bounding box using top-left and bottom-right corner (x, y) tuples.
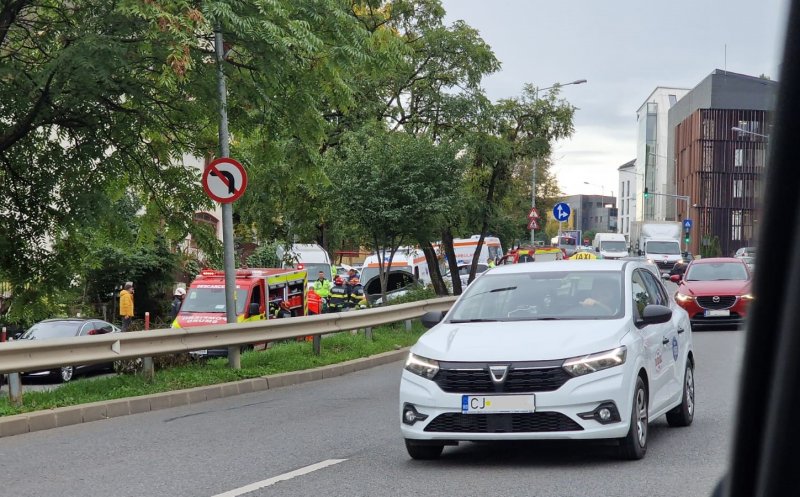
(460, 286), (517, 301)
(448, 318), (501, 323)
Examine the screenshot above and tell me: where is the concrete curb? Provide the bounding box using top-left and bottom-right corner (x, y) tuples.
(0, 347), (409, 438)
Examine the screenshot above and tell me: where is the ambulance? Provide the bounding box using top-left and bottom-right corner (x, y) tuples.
(173, 268), (307, 356)
(448, 235), (504, 266)
(360, 247), (431, 286)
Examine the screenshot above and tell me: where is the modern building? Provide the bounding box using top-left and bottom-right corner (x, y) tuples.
(617, 159), (636, 240)
(562, 194), (618, 236)
(635, 87), (690, 223)
(669, 69), (778, 256)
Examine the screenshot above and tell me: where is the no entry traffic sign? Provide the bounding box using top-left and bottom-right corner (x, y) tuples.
(202, 157), (248, 204)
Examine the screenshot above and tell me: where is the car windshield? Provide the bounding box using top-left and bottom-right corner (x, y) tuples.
(600, 241), (627, 252)
(20, 321), (81, 339)
(647, 241), (681, 255)
(181, 287), (248, 314)
(686, 262), (749, 281)
(448, 271), (624, 322)
(360, 266), (412, 283)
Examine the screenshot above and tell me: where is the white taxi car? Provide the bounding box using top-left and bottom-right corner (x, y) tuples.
(400, 260), (694, 460)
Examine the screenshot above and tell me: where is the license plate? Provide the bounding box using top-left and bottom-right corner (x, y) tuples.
(704, 309), (730, 317)
(461, 395), (535, 414)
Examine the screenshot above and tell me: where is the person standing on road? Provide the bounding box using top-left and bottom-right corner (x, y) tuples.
(170, 287), (186, 322)
(119, 282), (134, 332)
(313, 271), (333, 312)
(328, 276), (349, 312)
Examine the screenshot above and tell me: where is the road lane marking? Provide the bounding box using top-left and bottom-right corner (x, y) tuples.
(211, 459), (348, 497)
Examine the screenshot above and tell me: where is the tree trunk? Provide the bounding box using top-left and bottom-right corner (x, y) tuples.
(419, 239), (448, 296)
(442, 227), (462, 295)
(469, 163), (501, 283)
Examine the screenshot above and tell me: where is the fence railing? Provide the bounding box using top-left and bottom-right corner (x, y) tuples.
(0, 297), (457, 376)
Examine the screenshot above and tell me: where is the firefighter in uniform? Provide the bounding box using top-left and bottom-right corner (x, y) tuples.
(327, 276), (349, 312)
(347, 277), (367, 309)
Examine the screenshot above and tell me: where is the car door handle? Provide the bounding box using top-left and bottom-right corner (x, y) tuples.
(678, 328), (685, 334)
(662, 337), (670, 345)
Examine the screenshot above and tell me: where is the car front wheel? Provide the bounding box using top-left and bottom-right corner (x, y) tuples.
(405, 439), (444, 460)
(618, 376), (648, 460)
(56, 366), (74, 383)
(667, 361), (695, 427)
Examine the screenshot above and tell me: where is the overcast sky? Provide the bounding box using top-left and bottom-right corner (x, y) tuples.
(442, 0), (789, 198)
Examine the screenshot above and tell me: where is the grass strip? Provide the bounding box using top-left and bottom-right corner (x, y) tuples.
(0, 322), (424, 417)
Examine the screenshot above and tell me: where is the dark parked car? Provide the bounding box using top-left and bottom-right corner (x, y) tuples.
(15, 318), (121, 382)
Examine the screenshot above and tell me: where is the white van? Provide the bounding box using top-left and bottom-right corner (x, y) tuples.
(360, 247), (431, 286)
(592, 233), (629, 259)
(448, 235), (504, 266)
(276, 243), (333, 284)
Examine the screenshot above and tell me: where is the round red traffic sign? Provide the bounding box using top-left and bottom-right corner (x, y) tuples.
(202, 157), (248, 204)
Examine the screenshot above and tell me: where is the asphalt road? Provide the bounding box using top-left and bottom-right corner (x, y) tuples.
(1, 326), (743, 497)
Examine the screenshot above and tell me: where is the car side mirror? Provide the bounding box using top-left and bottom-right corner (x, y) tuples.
(248, 302), (261, 316)
(640, 304), (672, 326)
(421, 311), (445, 329)
(670, 274), (682, 283)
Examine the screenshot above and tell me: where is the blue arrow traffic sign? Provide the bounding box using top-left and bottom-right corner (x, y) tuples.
(553, 202), (571, 222)
(683, 219), (693, 229)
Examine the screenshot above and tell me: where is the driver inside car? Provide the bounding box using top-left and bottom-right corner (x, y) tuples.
(580, 278), (619, 316)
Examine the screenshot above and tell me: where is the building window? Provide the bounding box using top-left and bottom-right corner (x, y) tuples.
(703, 118), (715, 139)
(743, 211), (753, 241)
(754, 148), (766, 168)
(702, 143), (714, 171)
(627, 181), (630, 198)
(734, 149), (744, 168)
(668, 94), (678, 107)
(731, 210), (743, 241)
(733, 179), (743, 198)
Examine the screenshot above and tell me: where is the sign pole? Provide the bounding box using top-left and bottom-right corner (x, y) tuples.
(215, 23), (240, 370)
(530, 157), (536, 244)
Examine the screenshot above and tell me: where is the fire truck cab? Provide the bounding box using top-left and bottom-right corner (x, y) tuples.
(173, 268), (308, 329)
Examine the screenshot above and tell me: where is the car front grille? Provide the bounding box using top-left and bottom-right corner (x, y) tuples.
(434, 367), (571, 394)
(424, 412), (583, 433)
(655, 260), (675, 270)
(696, 296), (737, 309)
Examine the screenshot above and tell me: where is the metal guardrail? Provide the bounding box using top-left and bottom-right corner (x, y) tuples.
(0, 297), (457, 375)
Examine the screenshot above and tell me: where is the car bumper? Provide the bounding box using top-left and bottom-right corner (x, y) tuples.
(676, 299), (750, 329)
(399, 367), (633, 442)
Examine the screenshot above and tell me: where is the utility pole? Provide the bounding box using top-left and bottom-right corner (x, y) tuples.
(215, 23), (240, 370)
(530, 157), (536, 243)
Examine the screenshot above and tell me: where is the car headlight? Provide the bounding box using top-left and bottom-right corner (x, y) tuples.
(563, 346), (627, 377)
(740, 293), (755, 301)
(676, 259), (684, 264)
(675, 292), (695, 302)
(405, 353), (439, 380)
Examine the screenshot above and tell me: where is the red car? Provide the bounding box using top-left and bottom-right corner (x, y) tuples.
(670, 257), (754, 329)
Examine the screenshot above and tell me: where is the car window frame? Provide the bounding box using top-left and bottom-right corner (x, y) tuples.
(640, 268), (669, 306)
(630, 269), (652, 321)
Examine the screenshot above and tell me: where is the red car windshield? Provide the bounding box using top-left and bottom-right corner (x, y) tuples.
(686, 262), (749, 282)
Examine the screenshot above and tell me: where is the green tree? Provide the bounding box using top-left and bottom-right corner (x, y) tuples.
(326, 127), (462, 302)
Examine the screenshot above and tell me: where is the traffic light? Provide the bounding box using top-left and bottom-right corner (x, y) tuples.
(685, 235), (690, 244)
(644, 187), (649, 199)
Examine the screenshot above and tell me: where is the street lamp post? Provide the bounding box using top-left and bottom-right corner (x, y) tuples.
(530, 79), (587, 243)
(732, 126), (769, 139)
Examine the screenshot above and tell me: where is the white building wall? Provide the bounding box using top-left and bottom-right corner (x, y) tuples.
(635, 87), (689, 222)
(182, 154), (224, 244)
(617, 164), (637, 241)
